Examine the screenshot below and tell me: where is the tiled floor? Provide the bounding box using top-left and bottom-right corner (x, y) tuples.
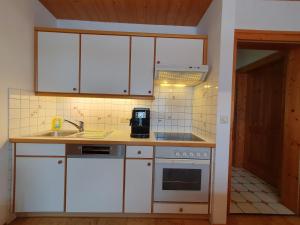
(230, 167), (295, 215)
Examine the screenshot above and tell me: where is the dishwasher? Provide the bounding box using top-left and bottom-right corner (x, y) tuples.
(66, 144), (125, 212)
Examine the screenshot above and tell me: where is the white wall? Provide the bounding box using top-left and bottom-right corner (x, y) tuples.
(34, 1), (57, 27)
(198, 0), (236, 224)
(57, 19), (198, 34)
(237, 49), (276, 69)
(236, 0), (300, 31)
(0, 1), (56, 224)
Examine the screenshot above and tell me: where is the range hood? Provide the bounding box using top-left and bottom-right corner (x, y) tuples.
(155, 65), (209, 87)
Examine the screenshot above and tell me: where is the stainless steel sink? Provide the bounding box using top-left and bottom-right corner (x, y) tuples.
(36, 130), (79, 137)
(33, 130), (113, 139)
(72, 131), (113, 139)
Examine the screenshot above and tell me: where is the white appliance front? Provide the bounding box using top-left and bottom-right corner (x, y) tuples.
(154, 158), (210, 203)
(66, 157), (124, 212)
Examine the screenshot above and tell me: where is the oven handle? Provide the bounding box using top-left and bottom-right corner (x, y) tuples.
(155, 158), (210, 165)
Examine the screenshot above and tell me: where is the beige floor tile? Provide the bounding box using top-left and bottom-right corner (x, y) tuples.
(232, 177), (239, 184)
(240, 191), (262, 203)
(254, 183), (275, 193)
(243, 183), (260, 192)
(231, 167), (295, 215)
(268, 203), (295, 215)
(254, 192), (279, 203)
(231, 192), (247, 203)
(245, 176), (262, 184)
(230, 203), (243, 214)
(252, 203), (276, 214)
(237, 203), (260, 214)
(235, 176), (251, 184)
(233, 183), (248, 192)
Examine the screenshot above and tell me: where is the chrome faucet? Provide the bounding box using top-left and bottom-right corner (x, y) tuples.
(64, 119), (85, 132)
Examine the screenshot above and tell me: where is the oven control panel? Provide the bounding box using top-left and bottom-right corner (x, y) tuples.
(155, 147), (211, 160)
(174, 151), (209, 159)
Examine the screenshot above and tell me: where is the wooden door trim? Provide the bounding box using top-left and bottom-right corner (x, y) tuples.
(235, 29), (300, 43)
(203, 39), (208, 65)
(228, 29), (300, 217)
(35, 27), (208, 40)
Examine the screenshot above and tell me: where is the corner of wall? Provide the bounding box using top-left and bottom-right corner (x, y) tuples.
(34, 0), (57, 27)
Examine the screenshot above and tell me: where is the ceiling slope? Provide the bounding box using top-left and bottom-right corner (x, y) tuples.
(39, 0), (212, 26)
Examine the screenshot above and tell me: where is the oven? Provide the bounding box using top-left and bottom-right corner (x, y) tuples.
(154, 147), (210, 203)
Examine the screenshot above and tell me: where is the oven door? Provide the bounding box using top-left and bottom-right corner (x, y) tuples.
(154, 158), (210, 203)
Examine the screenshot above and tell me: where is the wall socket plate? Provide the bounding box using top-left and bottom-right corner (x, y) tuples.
(220, 115), (229, 124)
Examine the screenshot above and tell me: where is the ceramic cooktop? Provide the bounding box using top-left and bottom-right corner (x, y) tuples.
(154, 132), (204, 142)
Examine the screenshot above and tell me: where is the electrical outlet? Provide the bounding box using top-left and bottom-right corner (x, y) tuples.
(220, 115), (229, 124)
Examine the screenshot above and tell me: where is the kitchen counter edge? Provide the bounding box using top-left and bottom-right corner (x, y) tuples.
(9, 137), (216, 148)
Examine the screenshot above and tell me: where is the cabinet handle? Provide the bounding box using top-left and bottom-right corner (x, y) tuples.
(179, 207), (183, 213)
(148, 90), (152, 94)
(147, 162), (151, 166)
(123, 90), (127, 93)
(57, 160), (63, 164)
(137, 150), (142, 155)
(157, 60), (160, 64)
(73, 88), (77, 91)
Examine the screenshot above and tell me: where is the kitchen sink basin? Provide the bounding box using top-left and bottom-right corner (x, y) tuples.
(32, 130), (113, 139)
(36, 130), (79, 137)
(72, 131), (113, 139)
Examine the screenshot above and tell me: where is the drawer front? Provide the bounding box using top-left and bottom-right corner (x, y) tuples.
(153, 203), (208, 214)
(126, 146), (153, 158)
(16, 143), (65, 156)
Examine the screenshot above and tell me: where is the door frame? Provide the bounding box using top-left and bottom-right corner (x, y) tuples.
(228, 29), (300, 215)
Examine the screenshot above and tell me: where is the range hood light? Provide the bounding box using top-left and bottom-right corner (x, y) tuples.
(160, 83), (186, 87)
(155, 65), (209, 87)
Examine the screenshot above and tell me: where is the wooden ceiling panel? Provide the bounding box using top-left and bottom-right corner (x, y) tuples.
(39, 0), (212, 26)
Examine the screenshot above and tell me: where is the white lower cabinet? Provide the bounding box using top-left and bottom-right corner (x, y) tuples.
(15, 157), (65, 212)
(125, 159), (153, 213)
(66, 158), (124, 212)
(153, 203), (208, 214)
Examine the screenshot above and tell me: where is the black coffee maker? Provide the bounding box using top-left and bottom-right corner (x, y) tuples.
(130, 108), (150, 138)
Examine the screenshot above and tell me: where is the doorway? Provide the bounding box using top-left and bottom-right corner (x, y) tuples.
(229, 30), (300, 215)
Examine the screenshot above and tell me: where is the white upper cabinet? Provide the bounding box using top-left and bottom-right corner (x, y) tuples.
(80, 34), (130, 95)
(37, 32), (80, 93)
(130, 37), (154, 96)
(155, 38), (204, 68)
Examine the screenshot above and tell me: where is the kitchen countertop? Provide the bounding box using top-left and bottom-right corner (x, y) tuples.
(9, 131), (216, 148)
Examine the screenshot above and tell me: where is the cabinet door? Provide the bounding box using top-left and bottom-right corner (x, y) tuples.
(81, 34), (130, 95)
(125, 159), (153, 213)
(37, 32), (80, 93)
(15, 157), (65, 212)
(130, 37), (154, 96)
(66, 158), (124, 212)
(156, 38), (204, 67)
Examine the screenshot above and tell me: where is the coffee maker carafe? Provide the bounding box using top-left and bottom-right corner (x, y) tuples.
(129, 108), (150, 138)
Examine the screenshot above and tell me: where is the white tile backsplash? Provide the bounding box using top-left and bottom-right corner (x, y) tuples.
(192, 81), (218, 141)
(9, 85), (202, 137)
